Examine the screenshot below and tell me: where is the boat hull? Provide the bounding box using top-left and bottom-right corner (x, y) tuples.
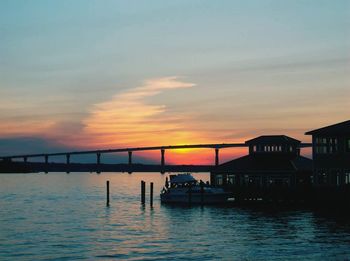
(160, 192), (232, 204)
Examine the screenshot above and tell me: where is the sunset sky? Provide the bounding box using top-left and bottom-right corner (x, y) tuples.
(0, 0), (349, 164)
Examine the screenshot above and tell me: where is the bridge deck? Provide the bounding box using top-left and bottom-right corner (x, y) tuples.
(0, 142), (312, 160)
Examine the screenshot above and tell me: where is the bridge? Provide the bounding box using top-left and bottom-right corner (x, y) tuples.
(0, 142), (312, 173)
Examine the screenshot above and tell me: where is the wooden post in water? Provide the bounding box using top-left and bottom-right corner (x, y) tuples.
(141, 180), (146, 204)
(150, 182), (154, 207)
(106, 180), (110, 207)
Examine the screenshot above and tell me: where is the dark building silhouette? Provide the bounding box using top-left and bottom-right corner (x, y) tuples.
(305, 120), (350, 187)
(210, 135), (312, 188)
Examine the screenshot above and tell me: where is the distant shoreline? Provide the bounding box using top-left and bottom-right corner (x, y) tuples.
(0, 161), (213, 173)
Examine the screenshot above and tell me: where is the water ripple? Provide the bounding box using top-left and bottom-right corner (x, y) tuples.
(1, 173), (350, 260)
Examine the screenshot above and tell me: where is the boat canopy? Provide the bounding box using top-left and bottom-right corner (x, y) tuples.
(170, 174), (197, 184)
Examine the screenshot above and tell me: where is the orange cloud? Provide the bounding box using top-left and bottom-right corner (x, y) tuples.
(65, 76), (244, 164)
(0, 119), (56, 138)
(80, 77), (203, 147)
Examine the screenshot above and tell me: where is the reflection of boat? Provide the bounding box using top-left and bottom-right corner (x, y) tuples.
(160, 173), (232, 204)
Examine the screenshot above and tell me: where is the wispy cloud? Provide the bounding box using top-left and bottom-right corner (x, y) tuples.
(0, 119), (56, 138)
(0, 76), (244, 164)
(78, 77), (203, 148)
(54, 76), (238, 164)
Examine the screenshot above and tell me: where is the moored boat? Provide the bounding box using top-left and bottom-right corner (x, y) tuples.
(160, 173), (232, 204)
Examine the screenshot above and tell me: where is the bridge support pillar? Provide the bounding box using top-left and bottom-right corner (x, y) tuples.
(215, 148), (219, 166)
(97, 153), (101, 165)
(128, 151), (132, 165)
(161, 149), (165, 174)
(96, 153), (101, 174)
(45, 155), (49, 173)
(66, 154), (70, 174)
(128, 151), (133, 174)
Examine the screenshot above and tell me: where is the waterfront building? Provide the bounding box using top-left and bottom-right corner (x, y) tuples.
(210, 135), (312, 188)
(305, 120), (350, 187)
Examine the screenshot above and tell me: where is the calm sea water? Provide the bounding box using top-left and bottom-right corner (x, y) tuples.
(0, 172), (350, 260)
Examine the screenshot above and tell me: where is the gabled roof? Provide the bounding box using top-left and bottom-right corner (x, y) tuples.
(245, 135), (301, 145)
(212, 154), (312, 173)
(305, 120), (350, 135)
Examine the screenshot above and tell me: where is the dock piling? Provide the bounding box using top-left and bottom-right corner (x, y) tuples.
(150, 182), (154, 207)
(141, 180), (146, 204)
(106, 180), (110, 207)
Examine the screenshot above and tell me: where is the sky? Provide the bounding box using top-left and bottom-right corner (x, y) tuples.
(0, 0), (349, 164)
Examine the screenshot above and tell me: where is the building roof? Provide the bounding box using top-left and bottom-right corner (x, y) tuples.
(245, 135), (301, 145)
(305, 120), (350, 136)
(212, 154), (312, 173)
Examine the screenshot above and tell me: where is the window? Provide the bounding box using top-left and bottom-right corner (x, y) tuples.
(244, 175), (249, 185)
(345, 173), (350, 184)
(227, 174), (236, 185)
(347, 139), (350, 152)
(269, 177), (290, 187)
(315, 146), (327, 154)
(329, 138), (337, 144)
(336, 174), (340, 186)
(315, 136), (329, 154)
(253, 145), (257, 152)
(215, 175), (223, 186)
(329, 138), (338, 153)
